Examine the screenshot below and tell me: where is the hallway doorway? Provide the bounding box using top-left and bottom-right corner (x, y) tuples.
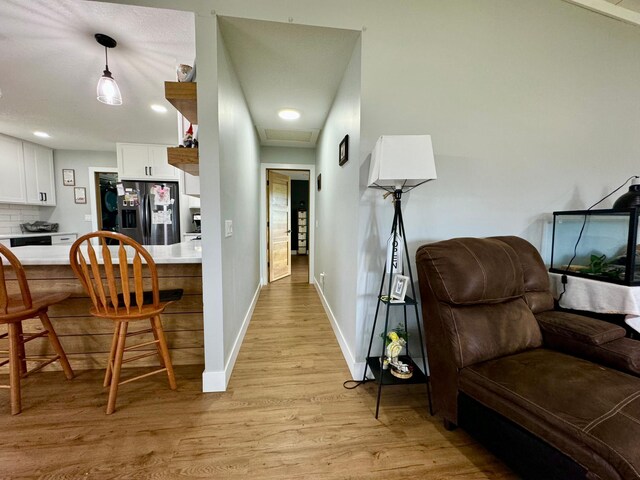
(261, 164), (315, 285)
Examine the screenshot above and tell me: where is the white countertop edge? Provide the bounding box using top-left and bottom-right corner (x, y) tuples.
(0, 232), (78, 240)
(9, 241), (202, 266)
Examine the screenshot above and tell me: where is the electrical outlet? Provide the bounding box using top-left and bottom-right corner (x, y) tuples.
(84, 214), (92, 222)
(320, 272), (325, 290)
(225, 220), (233, 237)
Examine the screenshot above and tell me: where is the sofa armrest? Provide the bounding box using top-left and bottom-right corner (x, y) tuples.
(536, 311), (640, 376)
(536, 311), (626, 346)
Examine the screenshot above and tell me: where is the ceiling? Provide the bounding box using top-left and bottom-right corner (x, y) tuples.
(564, 0), (640, 23)
(218, 17), (360, 148)
(604, 0), (640, 14)
(0, 0), (195, 151)
(271, 169), (310, 181)
(0, 3), (359, 152)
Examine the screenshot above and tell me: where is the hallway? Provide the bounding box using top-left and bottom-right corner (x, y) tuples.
(0, 253), (514, 479)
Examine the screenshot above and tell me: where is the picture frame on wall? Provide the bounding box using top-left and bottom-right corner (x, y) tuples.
(339, 135), (349, 166)
(74, 187), (87, 204)
(62, 169), (75, 186)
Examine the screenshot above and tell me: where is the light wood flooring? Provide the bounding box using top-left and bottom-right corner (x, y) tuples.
(0, 254), (515, 479)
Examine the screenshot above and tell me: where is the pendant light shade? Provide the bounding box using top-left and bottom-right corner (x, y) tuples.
(95, 34), (122, 106)
(97, 70), (122, 105)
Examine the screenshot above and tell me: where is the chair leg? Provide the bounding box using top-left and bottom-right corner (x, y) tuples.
(104, 324), (120, 388)
(106, 322), (128, 415)
(39, 312), (74, 380)
(8, 323), (21, 415)
(152, 315), (176, 390)
(14, 322), (27, 376)
(149, 317), (165, 368)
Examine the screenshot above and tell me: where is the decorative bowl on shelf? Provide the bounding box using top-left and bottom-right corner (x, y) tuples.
(176, 63), (195, 82)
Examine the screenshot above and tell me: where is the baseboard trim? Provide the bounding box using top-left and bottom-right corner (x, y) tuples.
(202, 282), (262, 392)
(314, 278), (359, 379)
(202, 369), (225, 392)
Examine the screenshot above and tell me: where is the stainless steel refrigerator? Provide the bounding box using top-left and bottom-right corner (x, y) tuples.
(117, 180), (180, 245)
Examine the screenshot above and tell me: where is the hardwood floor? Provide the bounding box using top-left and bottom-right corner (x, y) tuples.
(0, 253), (515, 479)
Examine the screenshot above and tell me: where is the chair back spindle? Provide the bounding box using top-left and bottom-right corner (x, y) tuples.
(0, 244), (33, 314)
(69, 232), (160, 316)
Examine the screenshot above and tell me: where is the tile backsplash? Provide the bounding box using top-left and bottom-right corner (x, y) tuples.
(0, 204), (41, 234)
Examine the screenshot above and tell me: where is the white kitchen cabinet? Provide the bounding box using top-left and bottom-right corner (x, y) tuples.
(23, 142), (56, 206)
(0, 135), (26, 204)
(184, 171), (200, 197)
(117, 143), (179, 180)
(50, 233), (77, 245)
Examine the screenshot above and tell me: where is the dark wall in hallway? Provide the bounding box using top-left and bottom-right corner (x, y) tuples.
(292, 180), (309, 252)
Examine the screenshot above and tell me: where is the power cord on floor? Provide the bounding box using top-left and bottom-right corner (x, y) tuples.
(343, 379), (372, 389)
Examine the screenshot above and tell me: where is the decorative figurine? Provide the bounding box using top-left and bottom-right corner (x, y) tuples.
(386, 331), (413, 379)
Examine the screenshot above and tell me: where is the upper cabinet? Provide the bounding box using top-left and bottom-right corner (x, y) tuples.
(0, 135), (56, 206)
(117, 143), (180, 181)
(0, 135), (27, 204)
(164, 81), (199, 176)
(23, 142), (56, 206)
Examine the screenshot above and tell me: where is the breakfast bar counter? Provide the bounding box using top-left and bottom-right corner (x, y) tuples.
(9, 240), (202, 265)
(1, 241), (204, 373)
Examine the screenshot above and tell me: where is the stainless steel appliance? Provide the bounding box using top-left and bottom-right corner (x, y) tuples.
(192, 212), (201, 233)
(11, 236), (52, 247)
(117, 180), (180, 245)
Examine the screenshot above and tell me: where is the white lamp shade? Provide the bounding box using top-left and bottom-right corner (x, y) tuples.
(97, 74), (122, 106)
(367, 135), (437, 189)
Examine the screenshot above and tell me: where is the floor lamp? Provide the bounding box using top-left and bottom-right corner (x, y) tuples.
(363, 134), (437, 418)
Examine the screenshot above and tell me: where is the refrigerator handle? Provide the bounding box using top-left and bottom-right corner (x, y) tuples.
(140, 194), (147, 244)
(146, 193), (152, 242)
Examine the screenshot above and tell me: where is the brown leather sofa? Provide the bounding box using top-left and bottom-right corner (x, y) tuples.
(416, 236), (640, 480)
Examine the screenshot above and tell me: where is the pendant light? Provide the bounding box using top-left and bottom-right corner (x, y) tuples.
(95, 33), (122, 106)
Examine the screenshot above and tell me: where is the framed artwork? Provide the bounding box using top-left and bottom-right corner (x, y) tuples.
(391, 274), (409, 302)
(317, 173), (322, 191)
(339, 135), (349, 166)
(74, 187), (86, 204)
(62, 169), (75, 186)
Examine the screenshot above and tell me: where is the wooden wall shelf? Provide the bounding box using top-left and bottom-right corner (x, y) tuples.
(164, 81), (197, 124)
(167, 147), (199, 176)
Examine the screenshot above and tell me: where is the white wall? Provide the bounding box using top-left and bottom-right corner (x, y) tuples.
(41, 150), (116, 235)
(217, 25), (262, 381)
(261, 146), (315, 165)
(314, 39), (361, 374)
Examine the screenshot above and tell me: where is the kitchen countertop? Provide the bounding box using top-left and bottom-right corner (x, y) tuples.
(10, 240), (202, 265)
(0, 232), (78, 240)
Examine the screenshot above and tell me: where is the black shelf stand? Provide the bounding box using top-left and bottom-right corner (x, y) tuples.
(362, 189), (433, 419)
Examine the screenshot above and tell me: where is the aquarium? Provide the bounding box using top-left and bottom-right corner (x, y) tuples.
(550, 209), (640, 286)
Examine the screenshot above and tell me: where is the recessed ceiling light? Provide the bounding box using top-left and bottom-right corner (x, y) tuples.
(33, 131), (50, 138)
(278, 108), (300, 120)
(151, 104), (168, 113)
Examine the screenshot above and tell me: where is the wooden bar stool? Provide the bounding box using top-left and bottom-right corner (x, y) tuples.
(0, 245), (74, 415)
(69, 231), (177, 414)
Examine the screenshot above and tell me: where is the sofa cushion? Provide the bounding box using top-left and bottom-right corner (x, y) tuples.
(459, 349), (640, 480)
(439, 297), (543, 368)
(537, 310), (627, 346)
(416, 237), (524, 305)
(491, 236), (555, 313)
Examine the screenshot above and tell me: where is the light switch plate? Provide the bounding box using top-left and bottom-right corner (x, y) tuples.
(225, 220), (233, 237)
